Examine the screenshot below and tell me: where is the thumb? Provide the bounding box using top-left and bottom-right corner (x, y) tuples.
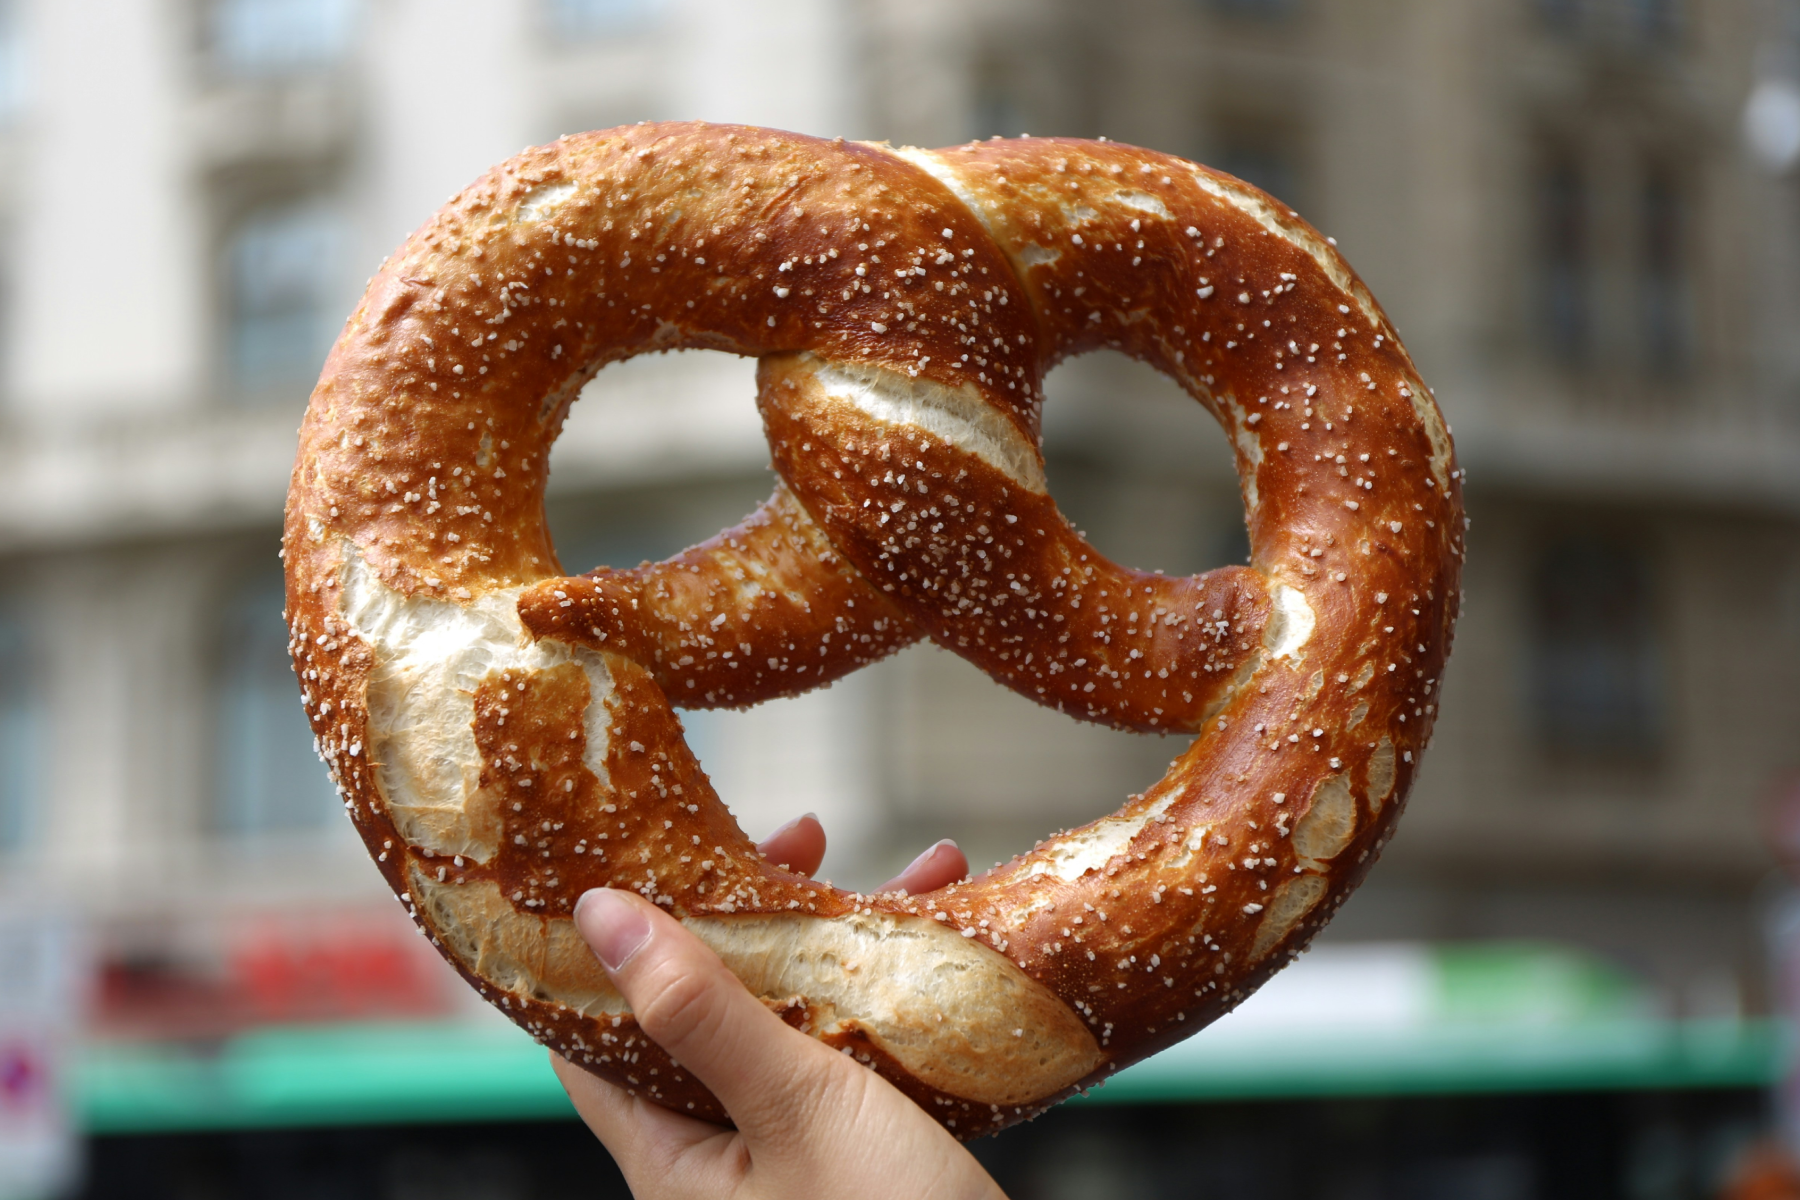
(573, 888), (842, 1139)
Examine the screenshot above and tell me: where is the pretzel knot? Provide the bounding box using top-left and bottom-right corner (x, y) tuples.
(284, 122), (1463, 1136)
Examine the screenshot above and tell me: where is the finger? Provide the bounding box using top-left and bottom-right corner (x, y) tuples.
(552, 1054), (748, 1199)
(876, 839), (968, 895)
(552, 1050), (720, 1157)
(573, 888), (843, 1141)
(756, 813), (826, 876)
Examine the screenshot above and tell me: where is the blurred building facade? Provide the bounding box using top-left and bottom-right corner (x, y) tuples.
(1, 0), (1798, 1035)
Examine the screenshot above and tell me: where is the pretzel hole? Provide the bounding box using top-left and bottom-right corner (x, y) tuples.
(544, 348), (876, 882)
(547, 348), (767, 571)
(872, 349), (1262, 880)
(1041, 349), (1247, 577)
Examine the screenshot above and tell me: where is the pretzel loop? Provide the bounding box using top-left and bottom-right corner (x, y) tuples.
(284, 123), (1463, 1136)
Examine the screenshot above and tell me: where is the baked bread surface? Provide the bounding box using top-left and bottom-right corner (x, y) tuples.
(284, 122), (1463, 1136)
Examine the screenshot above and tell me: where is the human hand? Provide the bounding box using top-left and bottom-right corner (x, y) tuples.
(752, 812), (971, 896)
(550, 821), (1004, 1200)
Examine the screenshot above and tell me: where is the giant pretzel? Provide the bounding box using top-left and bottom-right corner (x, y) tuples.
(285, 122), (1462, 1135)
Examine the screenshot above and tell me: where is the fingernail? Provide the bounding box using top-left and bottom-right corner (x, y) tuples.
(767, 812), (817, 839)
(907, 838), (957, 869)
(574, 889), (652, 971)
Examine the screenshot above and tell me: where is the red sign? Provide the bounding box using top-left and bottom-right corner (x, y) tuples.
(95, 905), (457, 1040)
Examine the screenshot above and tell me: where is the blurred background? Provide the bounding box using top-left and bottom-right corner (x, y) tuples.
(2, 0), (1800, 1195)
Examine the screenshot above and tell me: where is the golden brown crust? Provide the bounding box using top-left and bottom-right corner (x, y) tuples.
(519, 483), (922, 708)
(283, 122), (1463, 1138)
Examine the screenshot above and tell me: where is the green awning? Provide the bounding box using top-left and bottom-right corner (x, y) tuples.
(73, 942), (1788, 1135)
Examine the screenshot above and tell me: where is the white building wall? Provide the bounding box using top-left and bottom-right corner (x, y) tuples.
(12, 0), (204, 424)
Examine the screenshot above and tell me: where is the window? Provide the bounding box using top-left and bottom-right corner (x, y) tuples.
(210, 0), (358, 77)
(1214, 143), (1300, 210)
(542, 0), (661, 40)
(1215, 510), (1252, 567)
(1536, 0), (1680, 43)
(1621, 0), (1679, 40)
(213, 571), (337, 836)
(1208, 123), (1304, 213)
(1537, 0), (1584, 31)
(0, 606), (38, 852)
(1535, 151), (1589, 364)
(1533, 147), (1693, 375)
(0, 0), (27, 124)
(1528, 535), (1665, 757)
(224, 201), (346, 400)
(1638, 165), (1690, 372)
(968, 56), (1030, 142)
(1206, 0), (1299, 18)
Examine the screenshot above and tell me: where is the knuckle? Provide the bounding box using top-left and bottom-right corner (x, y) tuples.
(632, 960), (727, 1052)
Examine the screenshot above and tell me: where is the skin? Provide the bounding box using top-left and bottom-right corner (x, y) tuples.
(551, 822), (1007, 1200)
